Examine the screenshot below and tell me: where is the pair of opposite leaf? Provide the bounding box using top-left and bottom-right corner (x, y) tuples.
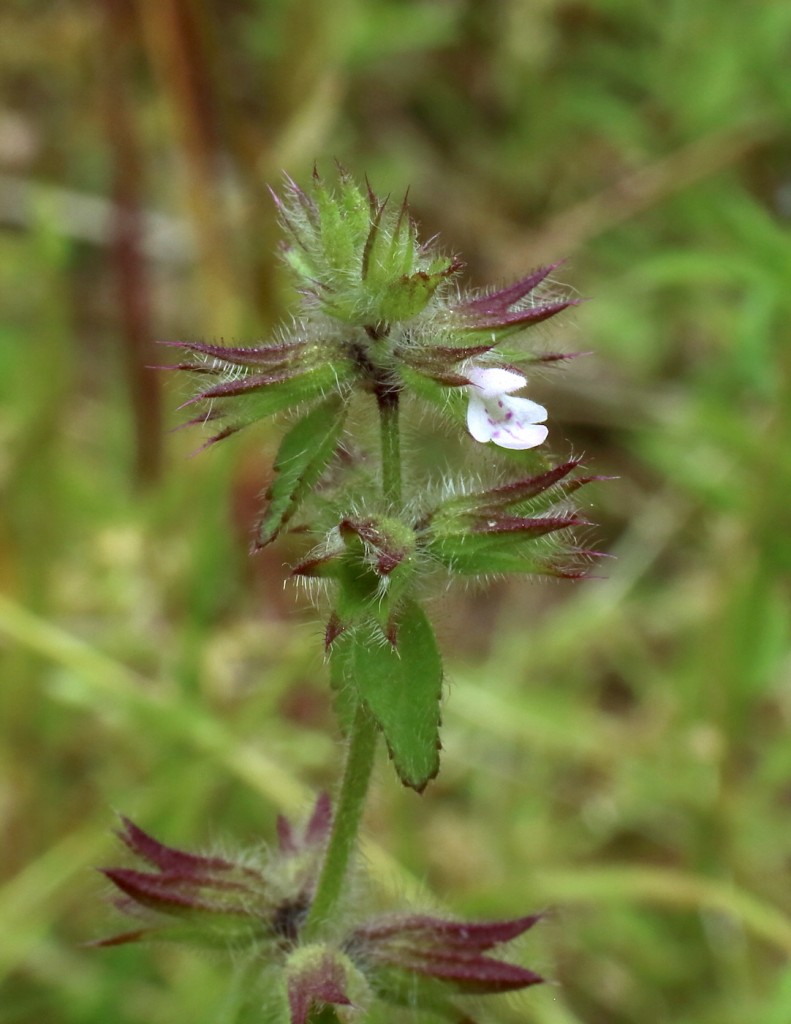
(97, 796), (544, 1024)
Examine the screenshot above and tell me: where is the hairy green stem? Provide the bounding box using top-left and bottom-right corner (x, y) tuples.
(303, 392), (402, 940)
(303, 702), (378, 938)
(379, 391), (402, 506)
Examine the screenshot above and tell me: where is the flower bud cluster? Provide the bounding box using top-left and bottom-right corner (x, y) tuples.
(97, 800), (543, 1024)
(96, 795), (333, 951)
(164, 168), (578, 452)
(293, 458), (603, 643)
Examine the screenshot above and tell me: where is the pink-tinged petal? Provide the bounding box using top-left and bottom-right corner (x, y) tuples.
(466, 374), (549, 449)
(464, 362), (550, 449)
(466, 394), (495, 442)
(498, 395), (547, 422)
(489, 422), (548, 450)
(466, 365), (526, 397)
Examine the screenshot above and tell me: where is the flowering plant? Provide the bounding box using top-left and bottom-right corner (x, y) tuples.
(99, 169), (602, 1023)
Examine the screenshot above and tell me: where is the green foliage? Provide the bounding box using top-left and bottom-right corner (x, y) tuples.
(331, 601), (442, 791)
(257, 395), (348, 547)
(278, 172), (459, 324)
(427, 525), (569, 577)
(423, 463), (592, 579)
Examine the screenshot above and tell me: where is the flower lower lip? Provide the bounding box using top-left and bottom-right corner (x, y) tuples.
(464, 365), (548, 449)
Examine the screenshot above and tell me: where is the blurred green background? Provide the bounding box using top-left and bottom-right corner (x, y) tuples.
(2, 1), (791, 1022)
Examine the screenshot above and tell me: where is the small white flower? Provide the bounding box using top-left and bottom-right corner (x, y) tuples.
(465, 366), (548, 450)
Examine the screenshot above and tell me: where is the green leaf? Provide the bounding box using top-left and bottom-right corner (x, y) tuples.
(399, 364), (462, 411)
(256, 395), (348, 547)
(425, 514), (581, 577)
(351, 600), (442, 791)
(428, 528), (570, 577)
(430, 545), (547, 576)
(435, 461), (582, 520)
